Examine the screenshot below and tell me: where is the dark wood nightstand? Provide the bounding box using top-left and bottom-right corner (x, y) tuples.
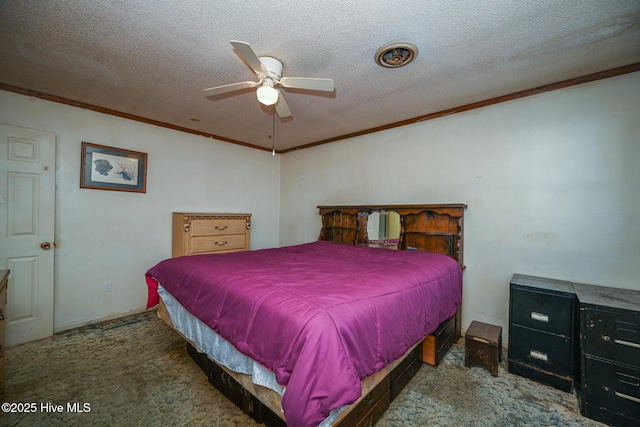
(465, 320), (502, 377)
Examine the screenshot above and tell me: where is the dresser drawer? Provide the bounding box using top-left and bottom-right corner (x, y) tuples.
(423, 314), (456, 366)
(508, 360), (574, 392)
(337, 375), (390, 427)
(191, 218), (248, 237)
(509, 325), (573, 375)
(584, 356), (640, 421)
(353, 388), (390, 427)
(173, 213), (251, 258)
(584, 308), (640, 368)
(511, 286), (574, 336)
(390, 343), (422, 400)
(190, 234), (248, 254)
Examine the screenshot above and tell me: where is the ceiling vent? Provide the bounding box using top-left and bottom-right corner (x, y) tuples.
(375, 42), (418, 68)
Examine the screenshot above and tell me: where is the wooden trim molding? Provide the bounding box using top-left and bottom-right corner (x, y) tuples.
(0, 82), (273, 154)
(280, 62), (640, 153)
(2, 62), (638, 154)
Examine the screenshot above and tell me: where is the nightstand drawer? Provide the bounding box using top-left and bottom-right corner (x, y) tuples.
(511, 286), (574, 336)
(584, 308), (640, 368)
(584, 356), (640, 421)
(509, 325), (573, 375)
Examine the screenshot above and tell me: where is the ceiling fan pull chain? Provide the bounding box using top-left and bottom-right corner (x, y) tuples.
(271, 107), (276, 156)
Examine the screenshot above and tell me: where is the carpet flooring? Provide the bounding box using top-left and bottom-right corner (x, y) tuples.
(2, 311), (604, 427)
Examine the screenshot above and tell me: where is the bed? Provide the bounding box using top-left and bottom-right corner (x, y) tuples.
(145, 203), (466, 427)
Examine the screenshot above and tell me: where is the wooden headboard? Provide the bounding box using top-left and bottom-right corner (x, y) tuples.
(318, 204), (467, 266)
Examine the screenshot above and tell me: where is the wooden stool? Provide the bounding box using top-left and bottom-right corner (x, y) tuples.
(465, 321), (502, 377)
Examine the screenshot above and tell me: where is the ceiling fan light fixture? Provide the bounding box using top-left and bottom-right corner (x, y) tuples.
(375, 42), (418, 68)
(204, 41), (333, 119)
(256, 82), (279, 106)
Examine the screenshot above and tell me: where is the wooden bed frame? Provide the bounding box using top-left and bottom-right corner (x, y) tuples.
(168, 203), (466, 426)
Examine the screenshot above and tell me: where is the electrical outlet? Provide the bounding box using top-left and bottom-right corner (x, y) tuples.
(103, 281), (112, 292)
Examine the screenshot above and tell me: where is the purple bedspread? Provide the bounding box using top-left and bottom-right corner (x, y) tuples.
(146, 241), (462, 427)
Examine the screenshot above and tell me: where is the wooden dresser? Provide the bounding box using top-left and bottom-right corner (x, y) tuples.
(573, 282), (640, 427)
(172, 213), (251, 258)
(508, 274), (578, 392)
(0, 269), (9, 396)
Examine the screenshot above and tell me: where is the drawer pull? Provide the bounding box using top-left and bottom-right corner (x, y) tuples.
(614, 338), (640, 349)
(616, 371), (640, 387)
(362, 390), (375, 406)
(215, 241), (228, 246)
(214, 225), (228, 231)
(615, 320), (639, 333)
(614, 391), (640, 404)
(529, 350), (548, 362)
(530, 312), (549, 323)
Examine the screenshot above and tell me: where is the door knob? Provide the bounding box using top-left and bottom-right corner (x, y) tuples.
(41, 242), (52, 250)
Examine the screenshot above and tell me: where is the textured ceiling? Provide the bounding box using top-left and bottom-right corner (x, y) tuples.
(1, 1), (639, 152)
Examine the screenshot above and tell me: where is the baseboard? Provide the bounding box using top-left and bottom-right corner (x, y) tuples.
(54, 306), (151, 333)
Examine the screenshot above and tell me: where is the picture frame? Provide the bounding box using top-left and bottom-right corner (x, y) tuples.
(80, 142), (147, 193)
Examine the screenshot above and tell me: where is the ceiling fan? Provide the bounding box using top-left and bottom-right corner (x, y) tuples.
(204, 40), (335, 118)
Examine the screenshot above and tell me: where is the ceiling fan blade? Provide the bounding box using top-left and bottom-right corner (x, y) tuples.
(204, 81), (258, 97)
(275, 92), (291, 118)
(230, 40), (267, 76)
(279, 77), (335, 92)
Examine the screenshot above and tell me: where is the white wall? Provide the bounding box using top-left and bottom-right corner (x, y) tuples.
(279, 72), (640, 337)
(0, 90), (281, 331)
(2, 72), (638, 338)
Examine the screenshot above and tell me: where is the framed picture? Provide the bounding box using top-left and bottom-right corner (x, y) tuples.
(80, 142), (147, 193)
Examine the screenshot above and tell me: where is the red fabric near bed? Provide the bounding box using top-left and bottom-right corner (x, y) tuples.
(146, 241), (462, 427)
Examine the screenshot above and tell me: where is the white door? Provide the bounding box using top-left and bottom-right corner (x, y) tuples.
(0, 123), (56, 346)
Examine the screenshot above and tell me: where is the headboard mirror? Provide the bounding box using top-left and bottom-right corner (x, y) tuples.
(366, 211), (401, 248)
(318, 204), (467, 266)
